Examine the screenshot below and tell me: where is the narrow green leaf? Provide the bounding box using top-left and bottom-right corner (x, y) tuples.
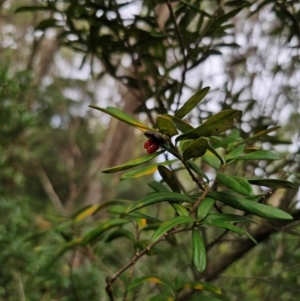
(158, 165), (181, 193)
(171, 203), (189, 216)
(175, 87), (210, 119)
(148, 181), (170, 192)
(126, 192), (194, 213)
(192, 229), (206, 273)
(156, 115), (178, 137)
(121, 160), (177, 180)
(225, 144), (245, 161)
(15, 6), (49, 13)
(127, 275), (174, 291)
(213, 128), (241, 149)
(178, 281), (221, 294)
(104, 229), (134, 242)
(102, 151), (163, 173)
(177, 110), (242, 141)
(183, 138), (208, 161)
(107, 205), (161, 222)
(247, 178), (298, 190)
(166, 115), (194, 133)
(202, 213), (254, 224)
(187, 296), (223, 301)
(202, 151), (220, 170)
(147, 294), (175, 301)
(202, 219), (257, 244)
(89, 105), (154, 132)
(237, 150), (281, 161)
(241, 126), (280, 144)
(209, 192), (293, 220)
(151, 216), (196, 241)
(187, 161), (209, 181)
(217, 173), (254, 196)
(81, 219), (129, 245)
(197, 197), (215, 221)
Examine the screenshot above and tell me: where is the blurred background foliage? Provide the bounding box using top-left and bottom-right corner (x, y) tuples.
(1, 0), (300, 300)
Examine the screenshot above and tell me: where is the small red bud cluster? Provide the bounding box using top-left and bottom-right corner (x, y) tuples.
(144, 139), (159, 154)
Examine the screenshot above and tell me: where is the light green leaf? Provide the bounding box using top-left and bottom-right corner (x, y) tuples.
(197, 197), (215, 221)
(202, 213), (255, 224)
(187, 296), (223, 301)
(126, 192), (194, 213)
(192, 229), (206, 273)
(225, 144), (245, 161)
(209, 192), (293, 220)
(89, 105), (154, 132)
(156, 115), (178, 137)
(202, 151), (220, 170)
(127, 275), (175, 291)
(121, 160), (177, 180)
(102, 151), (163, 173)
(147, 294), (175, 301)
(175, 87), (210, 119)
(207, 142), (224, 164)
(247, 178), (298, 190)
(178, 281), (221, 294)
(217, 172), (254, 196)
(81, 219), (129, 245)
(148, 181), (170, 192)
(171, 203), (189, 216)
(237, 150), (281, 161)
(177, 110), (242, 141)
(151, 216), (196, 241)
(183, 138), (208, 160)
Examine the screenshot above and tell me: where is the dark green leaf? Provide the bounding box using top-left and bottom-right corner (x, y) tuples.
(158, 165), (181, 193)
(156, 115), (178, 137)
(151, 216), (196, 241)
(217, 172), (254, 196)
(35, 19), (58, 30)
(126, 192), (194, 213)
(147, 294), (175, 301)
(187, 296), (223, 301)
(209, 192), (293, 220)
(15, 6), (49, 13)
(237, 150), (281, 161)
(247, 178), (298, 190)
(202, 213), (255, 224)
(241, 126), (280, 144)
(183, 138), (208, 160)
(192, 229), (206, 273)
(166, 115), (194, 133)
(175, 87), (210, 119)
(177, 110), (242, 141)
(102, 151), (163, 173)
(104, 229), (134, 242)
(148, 181), (170, 192)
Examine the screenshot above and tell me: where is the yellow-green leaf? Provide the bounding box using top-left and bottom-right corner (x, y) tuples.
(241, 126), (280, 144)
(89, 105), (154, 132)
(177, 110), (242, 141)
(127, 275), (175, 291)
(183, 137), (208, 160)
(175, 87), (210, 119)
(192, 229), (206, 273)
(166, 115), (194, 133)
(156, 115), (178, 137)
(237, 150), (281, 161)
(102, 151), (164, 173)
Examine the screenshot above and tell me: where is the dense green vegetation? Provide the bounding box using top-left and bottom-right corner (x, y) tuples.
(1, 1), (300, 300)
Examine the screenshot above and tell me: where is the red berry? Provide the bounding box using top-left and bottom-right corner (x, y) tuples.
(144, 140), (150, 149)
(147, 142), (159, 154)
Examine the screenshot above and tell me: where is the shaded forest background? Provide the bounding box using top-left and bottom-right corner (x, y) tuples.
(1, 0), (300, 300)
